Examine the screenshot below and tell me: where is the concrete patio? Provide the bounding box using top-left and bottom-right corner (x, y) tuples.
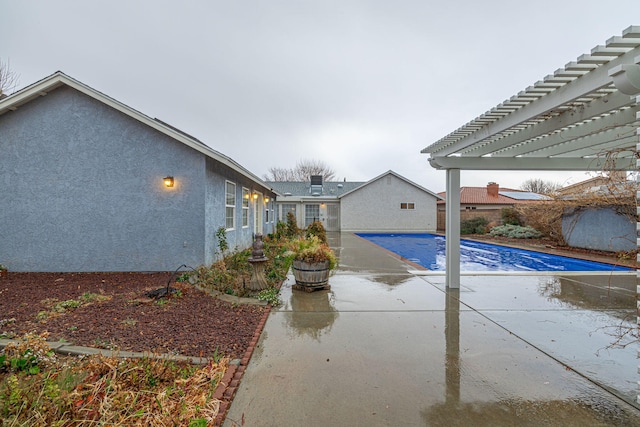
(224, 233), (639, 426)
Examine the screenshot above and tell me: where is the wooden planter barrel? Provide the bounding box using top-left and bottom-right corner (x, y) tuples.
(292, 259), (330, 289)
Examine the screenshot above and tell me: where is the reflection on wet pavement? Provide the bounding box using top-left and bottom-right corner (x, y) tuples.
(283, 290), (339, 340)
(224, 233), (640, 426)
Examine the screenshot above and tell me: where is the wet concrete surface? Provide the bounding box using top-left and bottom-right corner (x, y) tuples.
(224, 233), (640, 426)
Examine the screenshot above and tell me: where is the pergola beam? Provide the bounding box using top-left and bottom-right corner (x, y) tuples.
(428, 156), (636, 171)
(491, 106), (639, 157)
(459, 91), (636, 157)
(423, 48), (640, 158)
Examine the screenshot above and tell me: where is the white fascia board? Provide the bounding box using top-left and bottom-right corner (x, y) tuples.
(422, 47), (640, 157)
(275, 196), (304, 203)
(427, 156), (636, 171)
(0, 72), (65, 115)
(299, 197), (338, 203)
(0, 72), (271, 190)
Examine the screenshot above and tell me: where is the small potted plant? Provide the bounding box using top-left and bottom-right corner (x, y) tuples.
(0, 264), (7, 279)
(286, 235), (337, 291)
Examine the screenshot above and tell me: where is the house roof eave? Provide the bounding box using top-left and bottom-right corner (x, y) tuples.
(0, 71), (271, 190)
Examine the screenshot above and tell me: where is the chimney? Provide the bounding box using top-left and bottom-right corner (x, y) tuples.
(487, 182), (499, 197)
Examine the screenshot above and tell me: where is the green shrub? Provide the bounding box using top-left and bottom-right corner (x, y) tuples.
(285, 212), (300, 237)
(460, 217), (488, 235)
(262, 234), (294, 285)
(305, 220), (327, 244)
(501, 207), (522, 226)
(489, 224), (542, 239)
(286, 235), (337, 270)
(195, 233), (293, 297)
(255, 287), (281, 306)
(215, 226), (229, 254)
(274, 221), (287, 239)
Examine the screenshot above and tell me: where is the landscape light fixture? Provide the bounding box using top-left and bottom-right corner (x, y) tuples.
(163, 176), (174, 187)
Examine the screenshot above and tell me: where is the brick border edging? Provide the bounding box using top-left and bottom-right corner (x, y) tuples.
(213, 303), (272, 426)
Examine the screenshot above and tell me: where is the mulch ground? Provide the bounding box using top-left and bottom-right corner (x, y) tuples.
(0, 272), (266, 360)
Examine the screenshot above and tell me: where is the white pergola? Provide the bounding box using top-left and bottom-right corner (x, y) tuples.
(421, 25), (640, 291)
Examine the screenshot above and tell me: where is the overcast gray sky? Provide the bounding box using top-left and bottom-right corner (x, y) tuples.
(2, 1), (637, 191)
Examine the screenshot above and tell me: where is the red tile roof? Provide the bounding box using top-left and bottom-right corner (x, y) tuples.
(437, 187), (538, 205)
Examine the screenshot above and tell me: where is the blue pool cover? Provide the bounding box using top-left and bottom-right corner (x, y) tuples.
(356, 233), (633, 272)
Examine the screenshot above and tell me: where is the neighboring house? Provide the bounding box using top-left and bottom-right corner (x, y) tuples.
(268, 170), (441, 233)
(437, 182), (548, 231)
(0, 72), (276, 272)
(555, 172), (628, 197)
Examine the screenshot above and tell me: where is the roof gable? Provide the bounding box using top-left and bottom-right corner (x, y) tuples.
(339, 170), (442, 200)
(0, 71), (269, 189)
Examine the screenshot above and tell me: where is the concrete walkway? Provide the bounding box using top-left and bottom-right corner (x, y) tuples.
(224, 233), (640, 426)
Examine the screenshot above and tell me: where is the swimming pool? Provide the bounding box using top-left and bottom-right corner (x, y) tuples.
(356, 233), (633, 272)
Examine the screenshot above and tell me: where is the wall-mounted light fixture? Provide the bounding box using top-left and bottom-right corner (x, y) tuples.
(163, 176), (174, 188)
(252, 193), (259, 200)
(264, 197), (270, 203)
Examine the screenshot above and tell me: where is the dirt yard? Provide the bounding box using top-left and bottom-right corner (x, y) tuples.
(0, 272), (265, 360)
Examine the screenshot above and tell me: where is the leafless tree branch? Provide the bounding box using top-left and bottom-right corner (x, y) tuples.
(0, 59), (19, 98)
(263, 159), (338, 182)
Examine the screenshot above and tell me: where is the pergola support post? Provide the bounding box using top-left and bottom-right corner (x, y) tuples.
(445, 168), (461, 289)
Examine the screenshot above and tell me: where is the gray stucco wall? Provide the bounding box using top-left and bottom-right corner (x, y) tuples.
(340, 174), (438, 232)
(562, 207), (636, 253)
(1, 86), (210, 271)
(204, 160), (275, 265)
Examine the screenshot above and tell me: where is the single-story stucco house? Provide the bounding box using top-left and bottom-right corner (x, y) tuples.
(0, 72), (276, 272)
(268, 170), (442, 233)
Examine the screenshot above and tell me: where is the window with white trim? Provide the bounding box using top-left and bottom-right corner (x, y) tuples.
(400, 202), (415, 210)
(270, 201), (275, 223)
(225, 181), (236, 230)
(242, 188), (250, 227)
(305, 204), (320, 227)
(280, 204), (296, 222)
